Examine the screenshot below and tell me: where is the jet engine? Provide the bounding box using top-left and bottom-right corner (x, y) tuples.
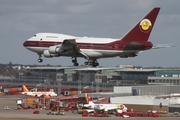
(49, 45), (61, 54)
(43, 50), (59, 58)
(43, 45), (62, 58)
(43, 45), (69, 58)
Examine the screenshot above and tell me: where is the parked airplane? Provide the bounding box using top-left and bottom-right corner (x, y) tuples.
(21, 85), (57, 97)
(83, 93), (127, 112)
(23, 7), (168, 67)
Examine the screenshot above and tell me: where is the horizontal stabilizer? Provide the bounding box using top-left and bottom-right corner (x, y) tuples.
(123, 42), (146, 50)
(152, 44), (173, 49)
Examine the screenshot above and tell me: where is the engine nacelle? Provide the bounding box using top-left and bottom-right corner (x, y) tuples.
(43, 50), (59, 58)
(119, 53), (137, 58)
(49, 45), (60, 54)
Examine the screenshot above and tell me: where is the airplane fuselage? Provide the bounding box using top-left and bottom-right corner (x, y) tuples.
(21, 91), (57, 97)
(23, 33), (151, 58)
(23, 8), (160, 67)
(84, 102), (127, 112)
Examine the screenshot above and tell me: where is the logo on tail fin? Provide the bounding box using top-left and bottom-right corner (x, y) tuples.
(140, 19), (152, 32)
(121, 7), (160, 42)
(22, 85), (29, 92)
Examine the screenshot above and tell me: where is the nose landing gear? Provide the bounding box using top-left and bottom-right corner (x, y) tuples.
(37, 54), (43, 63)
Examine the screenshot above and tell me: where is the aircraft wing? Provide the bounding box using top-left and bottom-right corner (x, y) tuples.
(37, 94), (43, 97)
(60, 39), (89, 59)
(83, 104), (93, 108)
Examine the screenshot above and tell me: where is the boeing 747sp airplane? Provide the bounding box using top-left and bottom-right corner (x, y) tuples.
(23, 7), (169, 67)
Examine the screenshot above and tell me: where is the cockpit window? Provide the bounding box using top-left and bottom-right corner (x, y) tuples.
(34, 35), (36, 37)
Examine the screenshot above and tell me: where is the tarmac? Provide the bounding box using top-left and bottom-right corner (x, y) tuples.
(0, 94), (180, 120)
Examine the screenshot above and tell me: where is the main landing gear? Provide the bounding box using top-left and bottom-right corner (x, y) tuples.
(72, 57), (79, 66)
(71, 58), (99, 67)
(84, 59), (99, 67)
(37, 54), (43, 63)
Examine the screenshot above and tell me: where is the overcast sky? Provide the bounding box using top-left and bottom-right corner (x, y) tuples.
(0, 0), (179, 67)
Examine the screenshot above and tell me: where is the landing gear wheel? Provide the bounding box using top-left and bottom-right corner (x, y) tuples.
(72, 57), (79, 66)
(37, 54), (43, 63)
(92, 62), (97, 67)
(88, 62), (92, 65)
(85, 59), (99, 67)
(72, 59), (76, 63)
(38, 59), (43, 63)
(96, 62), (99, 66)
(92, 61), (99, 67)
(74, 63), (79, 66)
(84, 61), (88, 65)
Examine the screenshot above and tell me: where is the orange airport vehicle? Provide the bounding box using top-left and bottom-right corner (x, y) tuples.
(3, 87), (22, 95)
(16, 95), (51, 110)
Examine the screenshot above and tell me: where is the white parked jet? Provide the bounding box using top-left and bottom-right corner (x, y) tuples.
(83, 93), (127, 112)
(23, 7), (169, 67)
(21, 85), (57, 97)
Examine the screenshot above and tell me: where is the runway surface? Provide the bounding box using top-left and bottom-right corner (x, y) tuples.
(0, 94), (180, 120)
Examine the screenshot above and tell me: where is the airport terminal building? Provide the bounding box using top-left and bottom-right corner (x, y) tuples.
(1, 65), (180, 113)
(17, 66), (180, 86)
(1, 65), (180, 92)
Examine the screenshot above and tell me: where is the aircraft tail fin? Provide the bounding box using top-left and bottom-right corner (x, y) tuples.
(22, 84), (29, 92)
(85, 93), (94, 105)
(121, 7), (160, 42)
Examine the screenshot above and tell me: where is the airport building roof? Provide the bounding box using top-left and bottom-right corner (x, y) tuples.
(73, 67), (117, 71)
(25, 66), (76, 70)
(25, 66), (180, 72)
(114, 68), (160, 72)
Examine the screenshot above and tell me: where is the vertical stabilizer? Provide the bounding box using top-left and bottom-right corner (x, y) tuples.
(22, 84), (29, 92)
(121, 7), (160, 42)
(85, 93), (94, 105)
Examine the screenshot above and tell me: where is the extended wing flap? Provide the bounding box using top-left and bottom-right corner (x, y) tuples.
(61, 39), (89, 58)
(62, 39), (78, 50)
(62, 39), (77, 46)
(59, 39), (79, 53)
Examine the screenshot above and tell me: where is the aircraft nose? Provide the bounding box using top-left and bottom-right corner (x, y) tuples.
(23, 41), (28, 47)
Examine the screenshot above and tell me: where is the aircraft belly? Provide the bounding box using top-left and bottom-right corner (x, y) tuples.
(81, 49), (122, 58)
(81, 50), (103, 58)
(100, 51), (122, 57)
(26, 47), (47, 53)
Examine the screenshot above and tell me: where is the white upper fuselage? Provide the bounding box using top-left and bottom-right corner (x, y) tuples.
(21, 91), (57, 97)
(84, 101), (127, 112)
(95, 104), (127, 112)
(83, 98), (127, 112)
(23, 33), (130, 59)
